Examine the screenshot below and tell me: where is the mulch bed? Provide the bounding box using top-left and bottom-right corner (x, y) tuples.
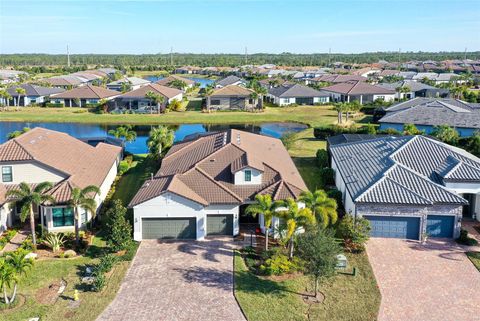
(0, 294), (26, 312)
(35, 279), (67, 305)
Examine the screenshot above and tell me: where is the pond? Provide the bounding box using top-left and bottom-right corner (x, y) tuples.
(146, 76), (214, 88)
(0, 122), (308, 154)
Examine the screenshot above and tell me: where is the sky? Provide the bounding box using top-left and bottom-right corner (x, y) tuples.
(0, 0), (479, 54)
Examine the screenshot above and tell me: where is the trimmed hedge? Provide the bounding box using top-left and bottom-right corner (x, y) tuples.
(46, 103), (64, 108)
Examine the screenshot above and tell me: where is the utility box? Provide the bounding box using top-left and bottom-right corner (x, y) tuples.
(336, 254), (347, 269)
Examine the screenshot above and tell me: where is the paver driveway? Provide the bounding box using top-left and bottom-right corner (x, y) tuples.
(97, 238), (245, 321)
(367, 238), (480, 321)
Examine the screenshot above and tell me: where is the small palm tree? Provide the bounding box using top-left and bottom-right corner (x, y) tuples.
(108, 125), (137, 144)
(15, 88), (26, 107)
(299, 190), (337, 229)
(0, 89), (12, 107)
(145, 91), (164, 114)
(277, 198), (315, 258)
(245, 194), (281, 251)
(6, 127), (30, 140)
(6, 250), (34, 303)
(6, 182), (55, 249)
(168, 79), (187, 90)
(147, 125), (175, 158)
(0, 258), (15, 305)
(69, 185), (100, 246)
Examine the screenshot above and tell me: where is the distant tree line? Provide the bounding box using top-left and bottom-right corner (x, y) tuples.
(1, 51), (479, 68)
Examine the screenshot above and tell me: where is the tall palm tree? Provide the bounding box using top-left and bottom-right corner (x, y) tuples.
(145, 91), (164, 114)
(147, 125), (175, 158)
(108, 125), (137, 144)
(0, 89), (12, 107)
(245, 194), (281, 251)
(254, 86), (267, 109)
(299, 190), (337, 229)
(15, 88), (26, 107)
(6, 250), (34, 303)
(6, 182), (55, 249)
(68, 185), (100, 246)
(276, 198), (315, 258)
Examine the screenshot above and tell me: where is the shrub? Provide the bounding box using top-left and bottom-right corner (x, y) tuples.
(46, 103), (64, 108)
(456, 229), (478, 246)
(259, 253), (302, 276)
(320, 168), (335, 186)
(124, 155), (134, 166)
(20, 238), (34, 251)
(326, 189), (343, 208)
(280, 132), (296, 150)
(337, 214), (371, 252)
(118, 160), (130, 175)
(313, 126), (337, 139)
(120, 241), (139, 261)
(93, 274), (106, 292)
(98, 254), (118, 273)
(316, 149), (329, 168)
(43, 233), (65, 253)
(105, 200), (133, 252)
(64, 249), (77, 258)
(377, 128), (402, 135)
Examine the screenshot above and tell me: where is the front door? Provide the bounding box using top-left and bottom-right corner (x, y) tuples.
(462, 194), (475, 218)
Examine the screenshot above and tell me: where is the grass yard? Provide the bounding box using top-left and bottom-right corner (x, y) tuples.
(110, 154), (159, 207)
(1, 233), (132, 321)
(0, 105), (338, 127)
(235, 251), (380, 321)
(467, 252), (480, 271)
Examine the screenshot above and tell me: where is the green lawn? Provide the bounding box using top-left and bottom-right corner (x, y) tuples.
(467, 252), (480, 271)
(0, 105), (338, 127)
(110, 154), (159, 207)
(2, 233), (131, 321)
(235, 251), (380, 321)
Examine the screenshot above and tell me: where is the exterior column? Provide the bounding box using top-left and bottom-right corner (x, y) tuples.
(206, 96), (211, 111)
(360, 95), (363, 104)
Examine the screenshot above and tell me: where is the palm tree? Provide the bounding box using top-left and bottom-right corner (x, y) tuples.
(6, 127), (30, 140)
(108, 125), (137, 144)
(0, 89), (12, 107)
(396, 85), (411, 100)
(254, 86), (267, 109)
(6, 182), (55, 249)
(145, 91), (164, 114)
(0, 258), (15, 305)
(245, 194), (281, 251)
(168, 79), (187, 90)
(299, 190), (337, 229)
(15, 87), (26, 107)
(333, 102), (347, 124)
(276, 198), (316, 258)
(249, 92), (258, 109)
(147, 125), (175, 158)
(5, 250), (34, 303)
(68, 185), (100, 246)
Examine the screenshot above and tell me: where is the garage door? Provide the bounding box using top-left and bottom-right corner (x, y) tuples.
(426, 215), (454, 238)
(363, 216), (420, 240)
(207, 214), (233, 235)
(142, 218), (196, 240)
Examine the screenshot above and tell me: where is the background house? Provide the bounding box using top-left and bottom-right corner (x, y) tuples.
(5, 84), (64, 106)
(215, 75), (246, 88)
(267, 84), (330, 106)
(377, 80), (450, 99)
(107, 77), (151, 91)
(322, 80), (396, 104)
(155, 75), (196, 91)
(206, 85), (258, 111)
(114, 83), (183, 112)
(49, 84), (120, 107)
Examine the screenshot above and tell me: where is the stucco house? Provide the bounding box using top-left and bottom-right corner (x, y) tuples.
(129, 129), (307, 241)
(330, 134), (480, 240)
(215, 75), (246, 88)
(267, 84), (330, 106)
(114, 83), (183, 112)
(106, 77), (151, 92)
(5, 84), (64, 106)
(377, 80), (449, 100)
(322, 80), (396, 104)
(156, 75), (196, 91)
(49, 84), (120, 107)
(379, 98), (480, 137)
(305, 74), (367, 85)
(0, 128), (122, 233)
(42, 75), (88, 89)
(206, 85), (259, 111)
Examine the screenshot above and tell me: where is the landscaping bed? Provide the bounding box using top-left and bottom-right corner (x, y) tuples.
(467, 252), (480, 272)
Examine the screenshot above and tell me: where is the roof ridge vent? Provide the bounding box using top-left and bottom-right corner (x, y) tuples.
(237, 133), (241, 145)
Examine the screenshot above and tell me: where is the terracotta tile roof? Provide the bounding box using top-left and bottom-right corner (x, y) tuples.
(311, 74), (367, 83)
(51, 84), (120, 99)
(0, 128), (122, 204)
(209, 85), (255, 97)
(155, 75), (195, 87)
(42, 75), (84, 86)
(129, 129), (307, 207)
(322, 81), (395, 95)
(117, 83), (183, 99)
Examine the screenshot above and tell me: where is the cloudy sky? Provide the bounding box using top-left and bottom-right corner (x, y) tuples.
(0, 0), (479, 54)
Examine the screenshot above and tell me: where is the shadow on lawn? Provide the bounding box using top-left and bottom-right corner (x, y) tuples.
(235, 268), (302, 298)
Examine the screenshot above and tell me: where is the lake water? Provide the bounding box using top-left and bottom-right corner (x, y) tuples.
(0, 122), (308, 154)
(146, 76), (214, 88)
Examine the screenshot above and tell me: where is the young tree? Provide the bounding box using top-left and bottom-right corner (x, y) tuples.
(431, 125), (460, 145)
(403, 123), (424, 135)
(245, 194), (281, 251)
(6, 182), (55, 249)
(337, 214), (371, 252)
(5, 249), (34, 303)
(147, 125), (175, 158)
(276, 198), (316, 258)
(68, 185), (100, 246)
(0, 258), (15, 305)
(105, 199), (132, 252)
(297, 228), (341, 298)
(299, 190), (338, 229)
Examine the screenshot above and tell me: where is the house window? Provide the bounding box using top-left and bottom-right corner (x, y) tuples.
(244, 170), (252, 182)
(2, 166), (12, 182)
(210, 100), (220, 105)
(52, 207), (74, 227)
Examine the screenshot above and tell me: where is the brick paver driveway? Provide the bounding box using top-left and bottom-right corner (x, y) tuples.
(97, 238), (245, 321)
(367, 238), (480, 321)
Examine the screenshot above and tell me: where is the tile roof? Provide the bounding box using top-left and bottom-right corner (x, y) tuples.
(0, 128), (122, 205)
(209, 85), (254, 97)
(43, 75), (85, 86)
(117, 83), (182, 99)
(377, 80), (438, 92)
(51, 84), (120, 99)
(330, 135), (477, 205)
(129, 129), (307, 207)
(322, 81), (395, 95)
(379, 98), (480, 129)
(155, 75), (195, 87)
(108, 77), (150, 86)
(268, 84), (329, 98)
(7, 84), (65, 97)
(311, 74), (367, 83)
(216, 76), (245, 87)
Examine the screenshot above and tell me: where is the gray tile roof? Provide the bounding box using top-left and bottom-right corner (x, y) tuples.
(330, 135), (478, 205)
(379, 98), (480, 129)
(377, 80), (437, 92)
(7, 84), (65, 97)
(216, 75), (245, 87)
(268, 84), (329, 98)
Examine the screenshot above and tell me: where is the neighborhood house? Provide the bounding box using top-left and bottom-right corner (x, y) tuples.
(49, 84), (120, 107)
(267, 83), (330, 106)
